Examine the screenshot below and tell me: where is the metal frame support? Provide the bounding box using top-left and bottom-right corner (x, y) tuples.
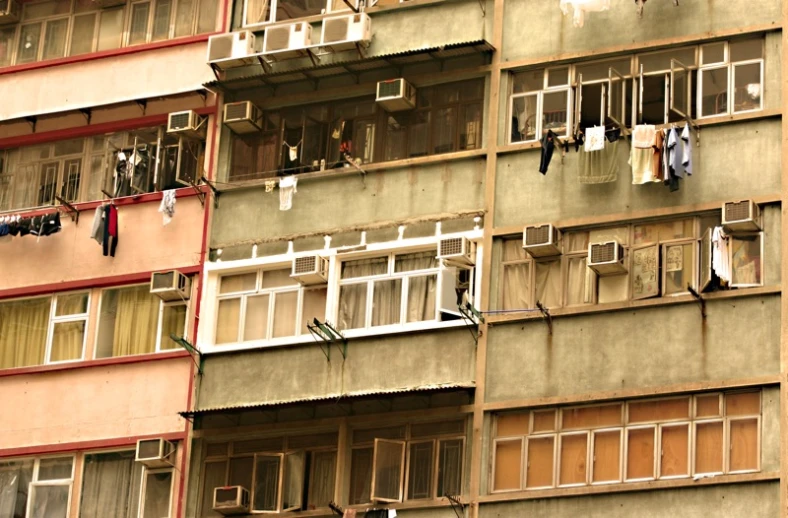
(445, 495), (466, 518)
(25, 116), (37, 133)
(687, 285), (707, 320)
(536, 301), (553, 335)
(459, 302), (483, 345)
(307, 319), (348, 361)
(209, 63), (222, 81)
(170, 334), (204, 375)
(54, 196), (80, 224)
(328, 502), (344, 516)
(200, 176), (221, 209)
(79, 108), (92, 125)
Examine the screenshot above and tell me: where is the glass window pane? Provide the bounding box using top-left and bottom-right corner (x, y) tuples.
(459, 104), (482, 150)
(38, 458), (73, 480)
(129, 3), (151, 45)
(437, 439), (462, 497)
(659, 425), (689, 477)
(228, 457), (253, 488)
(372, 440), (404, 501)
(197, 0), (218, 33)
(502, 263), (530, 310)
(142, 471), (172, 518)
(592, 430), (621, 483)
(432, 107), (457, 154)
(70, 14), (96, 56)
(547, 67), (569, 87)
(245, 0), (270, 24)
(406, 442), (434, 500)
(525, 436), (554, 488)
(30, 485), (69, 518)
(342, 257), (387, 278)
(96, 286), (159, 357)
(244, 294), (269, 341)
(349, 448), (372, 505)
(97, 9), (124, 51)
(63, 160), (83, 196)
(200, 461), (228, 518)
(695, 421), (723, 474)
(0, 27), (14, 67)
(384, 113), (407, 161)
(701, 42), (725, 65)
(639, 47), (696, 73)
(626, 427), (655, 480)
(0, 459), (34, 518)
(0, 297), (50, 368)
(50, 321), (85, 362)
(729, 419), (758, 472)
(664, 243), (695, 296)
(726, 392), (760, 416)
(371, 279), (401, 327)
(559, 434), (587, 485)
(261, 269), (297, 289)
(307, 451), (336, 510)
(301, 288), (327, 334)
(174, 0), (195, 37)
(274, 0), (323, 21)
(511, 94), (538, 142)
(42, 18), (68, 60)
(576, 58), (631, 82)
(395, 251), (438, 272)
(160, 304), (187, 350)
(152, 0), (172, 41)
(730, 39), (763, 62)
(542, 90), (568, 138)
(23, 0), (70, 19)
(534, 260), (561, 308)
(220, 273), (257, 293)
(566, 256), (591, 307)
(215, 298), (241, 344)
(730, 234), (762, 286)
(338, 284), (367, 330)
(700, 68), (728, 117)
(81, 451), (143, 518)
(733, 62), (762, 113)
(406, 274), (436, 323)
(272, 291), (297, 338)
(56, 293), (88, 316)
(253, 456), (280, 512)
(512, 69), (543, 93)
(282, 452), (304, 510)
(633, 219), (693, 244)
(17, 23), (42, 64)
(493, 439), (521, 491)
(407, 111), (430, 158)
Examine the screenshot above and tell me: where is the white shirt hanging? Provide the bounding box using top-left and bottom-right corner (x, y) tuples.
(559, 0), (610, 28)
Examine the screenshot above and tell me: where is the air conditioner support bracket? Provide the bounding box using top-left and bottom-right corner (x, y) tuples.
(354, 41), (367, 60)
(25, 116), (37, 133)
(307, 48), (320, 67)
(687, 285), (706, 320)
(187, 177), (206, 207)
(79, 108), (92, 125)
(476, 0), (485, 15)
(170, 334), (204, 375)
(209, 63), (222, 81)
(54, 196), (79, 224)
(341, 0), (359, 12)
(328, 502), (344, 516)
(458, 302), (481, 345)
(536, 301), (553, 335)
(257, 55), (273, 74)
(445, 495), (466, 518)
(135, 99), (147, 115)
(308, 318), (347, 361)
(200, 176), (221, 209)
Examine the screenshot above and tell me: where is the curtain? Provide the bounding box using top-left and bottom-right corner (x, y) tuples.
(0, 460), (33, 518)
(396, 253), (438, 323)
(307, 452), (336, 509)
(216, 298), (241, 345)
(141, 471), (172, 518)
(159, 304), (187, 351)
(535, 261), (561, 308)
(338, 258), (386, 331)
(105, 286), (159, 357)
(501, 240), (531, 310)
(300, 288), (327, 335)
(0, 297), (49, 369)
(565, 257), (590, 306)
(371, 279), (401, 327)
(49, 294), (88, 362)
(272, 291), (298, 339)
(80, 452), (141, 518)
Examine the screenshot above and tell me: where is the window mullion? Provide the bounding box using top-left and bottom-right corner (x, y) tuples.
(267, 291), (276, 340)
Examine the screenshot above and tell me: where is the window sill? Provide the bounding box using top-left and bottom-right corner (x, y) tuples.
(0, 33), (216, 77)
(220, 149), (487, 193)
(0, 349), (191, 378)
(480, 471), (777, 504)
(486, 285), (780, 325)
(200, 320), (472, 355)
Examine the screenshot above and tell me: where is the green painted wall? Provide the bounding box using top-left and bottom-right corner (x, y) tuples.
(196, 328), (476, 411)
(484, 295), (779, 403)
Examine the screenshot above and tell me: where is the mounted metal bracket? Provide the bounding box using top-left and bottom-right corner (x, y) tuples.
(687, 285), (706, 320)
(308, 318), (347, 361)
(445, 495), (466, 518)
(458, 302), (482, 345)
(135, 99), (148, 115)
(25, 116), (37, 133)
(200, 176), (221, 209)
(536, 300), (553, 335)
(79, 108), (92, 125)
(54, 196), (80, 224)
(328, 502), (344, 516)
(170, 334), (204, 375)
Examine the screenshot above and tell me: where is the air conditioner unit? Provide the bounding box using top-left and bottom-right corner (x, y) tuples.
(587, 240), (627, 276)
(135, 439), (175, 468)
(150, 271), (191, 302)
(376, 78), (416, 112)
(0, 0), (20, 24)
(291, 255), (329, 285)
(320, 13), (371, 52)
(223, 101), (262, 134)
(437, 237), (475, 268)
(722, 200), (761, 232)
(167, 110), (205, 139)
(523, 224), (561, 258)
(262, 21), (312, 60)
(207, 30), (258, 70)
(213, 486), (251, 516)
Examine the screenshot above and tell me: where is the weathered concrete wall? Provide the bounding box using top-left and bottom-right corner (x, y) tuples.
(196, 328), (476, 410)
(211, 157), (485, 247)
(479, 482), (779, 518)
(484, 295), (779, 403)
(501, 0), (780, 63)
(495, 119), (781, 228)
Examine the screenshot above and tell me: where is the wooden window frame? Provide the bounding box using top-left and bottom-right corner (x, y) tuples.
(370, 438), (406, 503)
(556, 431), (590, 488)
(523, 434), (556, 490)
(623, 425), (657, 482)
(590, 428), (623, 485)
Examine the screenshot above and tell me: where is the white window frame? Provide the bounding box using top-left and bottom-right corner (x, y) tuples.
(46, 291), (90, 364)
(242, 0), (346, 28)
(25, 455), (75, 518)
(156, 300), (189, 352)
(556, 431), (590, 488)
(523, 434), (556, 490)
(490, 436), (524, 493)
(139, 467), (175, 518)
(589, 427), (623, 485)
(697, 40), (764, 119)
(509, 68), (572, 144)
(623, 425), (657, 482)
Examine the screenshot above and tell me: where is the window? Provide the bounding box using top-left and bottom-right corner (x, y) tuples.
(227, 80), (484, 182)
(0, 292), (88, 369)
(510, 68), (571, 143)
(80, 450), (144, 518)
(96, 285), (187, 358)
(349, 420), (465, 505)
(214, 268), (327, 345)
(200, 433), (337, 516)
(0, 126), (205, 213)
(636, 46), (697, 125)
(0, 0), (217, 67)
(499, 212), (765, 311)
(574, 57), (632, 134)
(492, 391), (761, 492)
(698, 39), (764, 118)
(337, 250), (467, 331)
(0, 456), (74, 518)
(243, 0), (347, 26)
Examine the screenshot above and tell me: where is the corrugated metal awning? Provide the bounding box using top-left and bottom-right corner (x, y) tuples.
(204, 40), (494, 92)
(180, 382), (475, 418)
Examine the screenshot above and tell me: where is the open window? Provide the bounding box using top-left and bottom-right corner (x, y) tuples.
(371, 439), (406, 503)
(607, 67), (627, 128)
(670, 59), (691, 119)
(730, 233), (763, 288)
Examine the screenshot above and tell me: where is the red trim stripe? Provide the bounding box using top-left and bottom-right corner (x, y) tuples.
(0, 431), (187, 458)
(0, 350), (191, 378)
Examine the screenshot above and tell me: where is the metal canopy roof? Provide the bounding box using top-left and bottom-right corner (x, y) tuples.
(204, 40), (494, 92)
(180, 382), (475, 418)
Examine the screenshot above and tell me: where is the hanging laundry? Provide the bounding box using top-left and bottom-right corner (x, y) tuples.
(559, 0), (610, 28)
(635, 0), (645, 17)
(103, 204), (119, 257)
(680, 124), (693, 176)
(279, 176), (298, 211)
(158, 189), (177, 226)
(90, 205), (105, 245)
(539, 130), (558, 175)
(631, 124), (656, 149)
(584, 125), (605, 152)
(264, 180), (276, 192)
(711, 226), (731, 284)
(579, 139), (619, 184)
(650, 129), (665, 182)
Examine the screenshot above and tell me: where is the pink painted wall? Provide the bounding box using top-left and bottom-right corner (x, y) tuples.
(0, 357), (191, 449)
(0, 195), (204, 291)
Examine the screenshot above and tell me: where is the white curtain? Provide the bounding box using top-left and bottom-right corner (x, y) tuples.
(307, 452), (336, 509)
(0, 461), (33, 518)
(565, 257), (590, 306)
(80, 452), (141, 518)
(535, 261), (561, 308)
(501, 240), (530, 310)
(397, 253), (438, 323)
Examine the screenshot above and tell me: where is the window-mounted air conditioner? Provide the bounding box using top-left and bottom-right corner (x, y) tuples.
(213, 486), (250, 516)
(320, 13), (371, 52)
(523, 224), (561, 258)
(376, 78), (416, 112)
(150, 270), (191, 302)
(223, 101), (262, 134)
(587, 240), (627, 276)
(262, 21), (312, 59)
(291, 255), (329, 285)
(207, 30), (258, 70)
(437, 237), (475, 268)
(0, 0), (20, 25)
(167, 110), (205, 139)
(135, 439), (175, 468)
(722, 200), (761, 232)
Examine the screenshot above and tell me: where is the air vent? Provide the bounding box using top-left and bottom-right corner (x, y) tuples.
(265, 25), (290, 51)
(291, 255), (329, 285)
(376, 78), (416, 112)
(223, 101), (262, 134)
(523, 224), (561, 257)
(587, 240), (627, 276)
(722, 200), (761, 232)
(437, 237), (475, 268)
(320, 13), (371, 52)
(150, 271), (191, 302)
(207, 30), (258, 70)
(213, 486), (250, 516)
(135, 439), (175, 468)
